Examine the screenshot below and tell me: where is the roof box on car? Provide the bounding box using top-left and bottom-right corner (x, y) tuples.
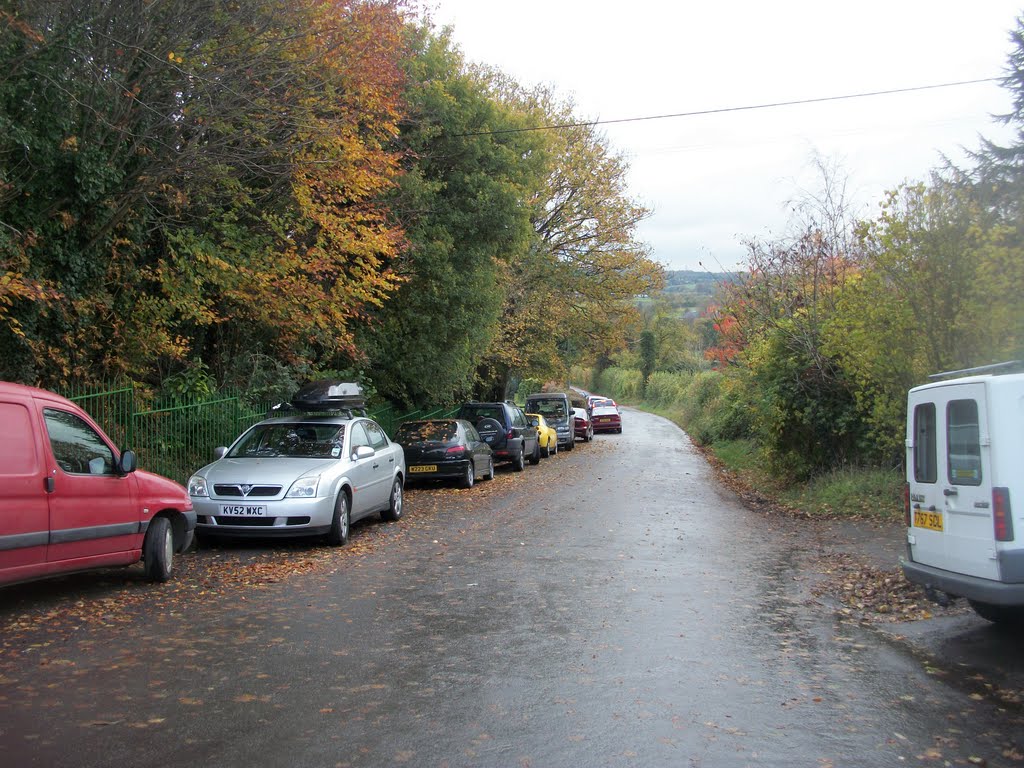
(290, 380), (367, 412)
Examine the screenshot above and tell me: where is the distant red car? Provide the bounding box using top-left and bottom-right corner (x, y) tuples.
(591, 403), (622, 434)
(572, 407), (593, 443)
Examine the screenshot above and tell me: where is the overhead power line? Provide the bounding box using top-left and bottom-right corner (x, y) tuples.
(455, 77), (1002, 137)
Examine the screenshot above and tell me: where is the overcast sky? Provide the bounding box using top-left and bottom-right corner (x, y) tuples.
(418, 1), (1022, 273)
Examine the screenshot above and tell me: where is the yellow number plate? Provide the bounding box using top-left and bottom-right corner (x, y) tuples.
(913, 509), (944, 531)
(409, 465), (437, 473)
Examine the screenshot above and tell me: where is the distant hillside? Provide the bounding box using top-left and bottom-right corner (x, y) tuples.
(637, 270), (738, 318)
(662, 270), (733, 298)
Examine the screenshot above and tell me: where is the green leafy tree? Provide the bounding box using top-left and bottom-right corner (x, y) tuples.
(359, 26), (547, 406)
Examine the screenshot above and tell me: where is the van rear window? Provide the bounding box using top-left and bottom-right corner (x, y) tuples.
(912, 403), (937, 483)
(947, 399), (982, 486)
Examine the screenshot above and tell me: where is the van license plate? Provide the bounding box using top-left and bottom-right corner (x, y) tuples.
(409, 465), (437, 473)
(913, 510), (943, 531)
(220, 505), (267, 517)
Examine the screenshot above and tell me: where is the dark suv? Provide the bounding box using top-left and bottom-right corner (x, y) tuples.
(456, 401), (540, 471)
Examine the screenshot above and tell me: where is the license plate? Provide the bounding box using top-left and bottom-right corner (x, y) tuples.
(220, 505), (267, 517)
(913, 509), (944, 531)
(409, 465), (437, 473)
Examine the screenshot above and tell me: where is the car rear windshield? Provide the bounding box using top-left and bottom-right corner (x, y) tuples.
(528, 400), (567, 419)
(228, 423), (346, 459)
(395, 421), (458, 444)
(460, 406), (505, 423)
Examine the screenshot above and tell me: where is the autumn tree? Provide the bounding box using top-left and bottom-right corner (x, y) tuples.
(473, 87), (663, 398)
(714, 160), (863, 478)
(0, 0), (410, 390)
(824, 177), (1022, 464)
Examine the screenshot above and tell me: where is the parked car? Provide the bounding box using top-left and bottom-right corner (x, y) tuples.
(527, 412), (559, 457)
(188, 382), (404, 546)
(0, 381), (196, 587)
(456, 401), (540, 470)
(394, 419), (493, 489)
(901, 362), (1024, 624)
(591, 403), (622, 434)
(573, 406), (593, 442)
(524, 392), (575, 452)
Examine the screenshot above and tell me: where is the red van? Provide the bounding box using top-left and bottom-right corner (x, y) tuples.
(0, 382), (195, 587)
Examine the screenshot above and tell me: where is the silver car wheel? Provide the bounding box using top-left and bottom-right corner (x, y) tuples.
(382, 478), (403, 522)
(327, 492), (350, 546)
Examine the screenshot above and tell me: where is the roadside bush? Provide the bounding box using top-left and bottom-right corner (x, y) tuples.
(595, 366), (643, 402)
(744, 329), (865, 482)
(645, 371), (689, 407)
(677, 370), (752, 445)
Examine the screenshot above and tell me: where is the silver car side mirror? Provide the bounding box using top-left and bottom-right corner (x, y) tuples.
(353, 445), (375, 461)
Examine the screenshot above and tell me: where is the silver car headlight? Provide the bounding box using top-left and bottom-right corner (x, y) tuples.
(188, 475), (209, 497)
(287, 476), (321, 498)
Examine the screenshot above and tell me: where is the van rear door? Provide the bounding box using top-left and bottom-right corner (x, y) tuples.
(908, 382), (997, 580)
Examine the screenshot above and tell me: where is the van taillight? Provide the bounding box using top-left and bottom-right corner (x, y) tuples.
(993, 487), (1013, 542)
(903, 483), (911, 527)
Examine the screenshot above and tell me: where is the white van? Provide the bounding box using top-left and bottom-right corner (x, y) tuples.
(901, 362), (1024, 624)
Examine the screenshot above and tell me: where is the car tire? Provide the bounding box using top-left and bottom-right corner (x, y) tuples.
(380, 478), (403, 522)
(541, 440), (550, 459)
(143, 516), (174, 582)
(566, 439), (574, 451)
(327, 492), (350, 546)
(462, 462), (475, 489)
(513, 444), (526, 472)
(968, 599), (1024, 625)
(529, 440), (541, 465)
(484, 456), (494, 479)
(550, 439), (557, 456)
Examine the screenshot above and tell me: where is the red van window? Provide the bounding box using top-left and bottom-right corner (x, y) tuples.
(0, 402), (38, 475)
(43, 408), (116, 475)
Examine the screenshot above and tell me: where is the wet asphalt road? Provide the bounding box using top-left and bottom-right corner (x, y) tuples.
(1, 408), (1022, 767)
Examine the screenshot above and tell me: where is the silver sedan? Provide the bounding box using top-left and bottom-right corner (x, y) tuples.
(188, 413), (405, 545)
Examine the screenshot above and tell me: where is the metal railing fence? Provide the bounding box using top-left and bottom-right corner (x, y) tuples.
(63, 383), (458, 485)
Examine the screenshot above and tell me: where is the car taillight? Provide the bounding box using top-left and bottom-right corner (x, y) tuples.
(903, 483), (911, 527)
(446, 445), (466, 455)
(506, 429), (515, 439)
(993, 487), (1013, 542)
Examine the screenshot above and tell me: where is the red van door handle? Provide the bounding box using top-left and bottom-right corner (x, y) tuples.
(44, 477), (55, 493)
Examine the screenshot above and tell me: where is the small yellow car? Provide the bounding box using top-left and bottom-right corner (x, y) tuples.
(526, 413), (559, 458)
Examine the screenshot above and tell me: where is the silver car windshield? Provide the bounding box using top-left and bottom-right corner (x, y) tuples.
(228, 423), (346, 459)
